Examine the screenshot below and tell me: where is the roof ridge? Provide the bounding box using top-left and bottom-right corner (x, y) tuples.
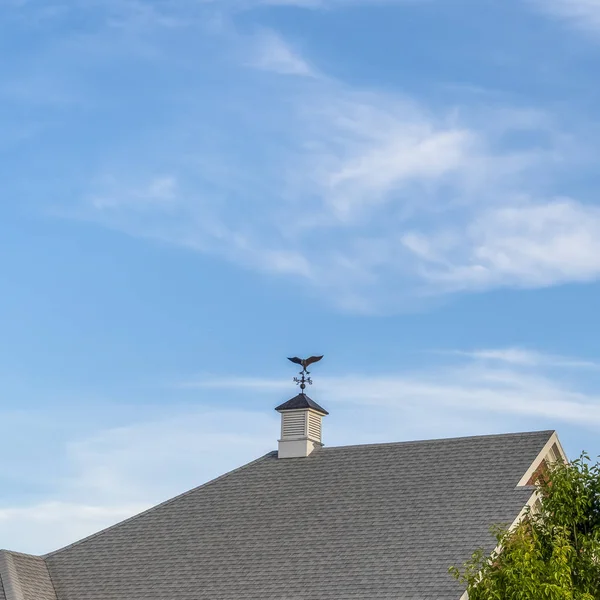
(43, 450), (277, 559)
(322, 430), (555, 452)
(0, 551), (43, 559)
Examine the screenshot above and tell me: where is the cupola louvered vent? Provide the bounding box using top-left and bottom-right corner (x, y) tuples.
(308, 411), (322, 442)
(282, 412), (306, 438)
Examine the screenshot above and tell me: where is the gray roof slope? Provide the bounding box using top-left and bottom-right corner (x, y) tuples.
(0, 551), (56, 600)
(38, 430), (553, 600)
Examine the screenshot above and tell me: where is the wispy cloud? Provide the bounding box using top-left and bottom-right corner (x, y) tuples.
(0, 502), (147, 556)
(402, 199), (600, 292)
(9, 0), (600, 312)
(73, 78), (586, 311)
(0, 408), (276, 554)
(70, 70), (571, 311)
(257, 0), (424, 8)
(89, 176), (178, 210)
(177, 377), (290, 390)
(451, 347), (600, 369)
(186, 352), (600, 429)
(248, 30), (315, 76)
(532, 0), (600, 33)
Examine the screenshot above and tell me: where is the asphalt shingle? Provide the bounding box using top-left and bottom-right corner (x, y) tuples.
(32, 430), (553, 600)
(0, 551), (57, 600)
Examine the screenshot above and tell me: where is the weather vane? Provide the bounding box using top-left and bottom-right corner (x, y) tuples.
(287, 355), (323, 393)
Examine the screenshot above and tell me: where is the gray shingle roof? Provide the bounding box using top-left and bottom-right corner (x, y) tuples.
(0, 551), (56, 600)
(3, 430), (554, 600)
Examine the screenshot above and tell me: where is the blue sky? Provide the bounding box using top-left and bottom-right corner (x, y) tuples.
(2, 0), (600, 553)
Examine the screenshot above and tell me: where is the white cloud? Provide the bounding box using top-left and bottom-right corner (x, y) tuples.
(403, 199), (600, 292)
(0, 502), (148, 556)
(258, 0), (423, 8)
(188, 355), (600, 430)
(62, 26), (586, 312)
(90, 176), (178, 210)
(452, 347), (600, 369)
(177, 377), (290, 390)
(63, 410), (276, 504)
(70, 79), (493, 300)
(16, 0), (599, 311)
(76, 80), (555, 312)
(248, 30), (315, 76)
(0, 408), (277, 554)
(322, 123), (478, 221)
(533, 0), (600, 33)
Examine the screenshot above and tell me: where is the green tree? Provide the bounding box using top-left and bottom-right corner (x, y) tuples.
(450, 453), (600, 600)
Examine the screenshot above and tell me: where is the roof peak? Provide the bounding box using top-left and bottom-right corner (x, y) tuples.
(314, 429), (555, 453)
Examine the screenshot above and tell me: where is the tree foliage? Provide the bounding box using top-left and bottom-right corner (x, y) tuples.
(450, 453), (600, 599)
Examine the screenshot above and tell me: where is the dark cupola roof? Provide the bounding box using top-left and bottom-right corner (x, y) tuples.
(275, 393), (329, 415)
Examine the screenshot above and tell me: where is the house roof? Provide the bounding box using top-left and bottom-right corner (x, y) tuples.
(1, 430), (554, 600)
(0, 550), (57, 600)
(275, 393), (329, 415)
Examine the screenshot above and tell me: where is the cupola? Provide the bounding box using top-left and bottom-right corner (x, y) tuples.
(276, 355), (328, 458)
(275, 393), (328, 459)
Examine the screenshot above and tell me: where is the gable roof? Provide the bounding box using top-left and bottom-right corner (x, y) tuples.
(2, 430), (555, 600)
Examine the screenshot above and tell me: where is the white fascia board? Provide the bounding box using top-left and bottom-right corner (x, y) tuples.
(517, 431), (567, 488)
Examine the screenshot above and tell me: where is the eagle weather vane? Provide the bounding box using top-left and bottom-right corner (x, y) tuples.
(287, 355), (323, 393)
